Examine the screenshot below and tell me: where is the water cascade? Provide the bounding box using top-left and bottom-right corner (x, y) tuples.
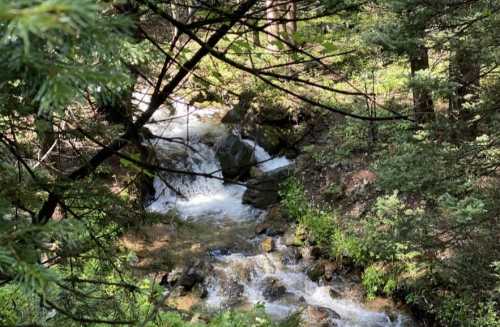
(134, 92), (413, 327)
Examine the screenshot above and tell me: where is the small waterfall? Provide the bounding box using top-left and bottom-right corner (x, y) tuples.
(243, 139), (291, 172)
(134, 93), (259, 221)
(135, 91), (413, 326)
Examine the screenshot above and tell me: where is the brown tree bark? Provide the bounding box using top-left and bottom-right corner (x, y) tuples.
(285, 1), (297, 41)
(449, 42), (481, 121)
(410, 44), (434, 123)
(266, 0), (279, 49)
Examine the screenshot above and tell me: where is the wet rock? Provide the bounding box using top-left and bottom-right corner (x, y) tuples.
(250, 166), (264, 178)
(222, 279), (245, 306)
(161, 264), (205, 292)
(255, 223), (271, 235)
(160, 267), (183, 288)
(324, 261), (338, 281)
(281, 247), (302, 265)
(265, 205), (286, 222)
(209, 248), (231, 257)
(329, 287), (342, 299)
(262, 277), (287, 301)
(301, 245), (322, 261)
(304, 305), (341, 327)
(221, 108), (243, 124)
(306, 261), (324, 282)
(261, 237), (275, 253)
(192, 283), (208, 299)
(243, 165), (294, 208)
(216, 134), (256, 180)
(259, 206), (288, 236)
(137, 144), (157, 205)
(178, 267), (204, 291)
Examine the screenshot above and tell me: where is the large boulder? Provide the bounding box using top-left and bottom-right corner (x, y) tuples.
(281, 247), (302, 265)
(221, 279), (245, 307)
(160, 262), (207, 292)
(243, 165), (294, 208)
(262, 277), (287, 301)
(216, 134), (257, 180)
(304, 305), (341, 327)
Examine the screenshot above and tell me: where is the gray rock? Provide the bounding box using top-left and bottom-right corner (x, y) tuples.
(216, 134), (257, 180)
(243, 165), (294, 208)
(161, 263), (206, 292)
(222, 279), (245, 306)
(178, 267), (204, 291)
(306, 261), (324, 282)
(255, 222), (271, 235)
(262, 277), (287, 301)
(304, 305), (341, 327)
(281, 247), (302, 265)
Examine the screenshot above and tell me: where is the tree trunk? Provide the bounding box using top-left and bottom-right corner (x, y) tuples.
(35, 111), (55, 157)
(253, 29), (261, 47)
(449, 42), (480, 121)
(410, 44), (434, 123)
(285, 1), (297, 41)
(266, 0), (279, 49)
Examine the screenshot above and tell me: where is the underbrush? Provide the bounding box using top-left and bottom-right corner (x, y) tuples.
(280, 123), (500, 326)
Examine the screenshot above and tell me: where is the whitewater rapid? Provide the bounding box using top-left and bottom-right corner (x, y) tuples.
(133, 91), (413, 327)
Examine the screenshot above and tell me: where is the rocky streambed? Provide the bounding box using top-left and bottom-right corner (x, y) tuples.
(132, 92), (415, 327)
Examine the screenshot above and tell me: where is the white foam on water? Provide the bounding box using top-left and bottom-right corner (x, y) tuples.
(243, 139), (291, 172)
(206, 250), (411, 326)
(136, 92), (259, 222)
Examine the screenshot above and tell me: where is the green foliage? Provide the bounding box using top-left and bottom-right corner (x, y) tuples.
(362, 264), (396, 300)
(435, 297), (500, 327)
(279, 178), (309, 221)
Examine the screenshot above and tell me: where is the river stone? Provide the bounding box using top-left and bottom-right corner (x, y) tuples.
(323, 261), (338, 281)
(305, 305), (341, 327)
(221, 108), (242, 124)
(178, 267), (204, 291)
(161, 264), (205, 292)
(301, 245), (322, 261)
(243, 165), (294, 208)
(329, 287), (342, 298)
(222, 279), (245, 306)
(281, 247), (302, 265)
(250, 166), (264, 178)
(261, 237), (275, 253)
(255, 222), (271, 235)
(262, 277), (287, 301)
(306, 261), (324, 282)
(216, 134), (257, 180)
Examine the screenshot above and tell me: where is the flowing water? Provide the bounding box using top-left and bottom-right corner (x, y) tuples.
(133, 92), (414, 327)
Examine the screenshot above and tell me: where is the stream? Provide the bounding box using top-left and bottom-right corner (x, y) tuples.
(134, 93), (414, 327)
